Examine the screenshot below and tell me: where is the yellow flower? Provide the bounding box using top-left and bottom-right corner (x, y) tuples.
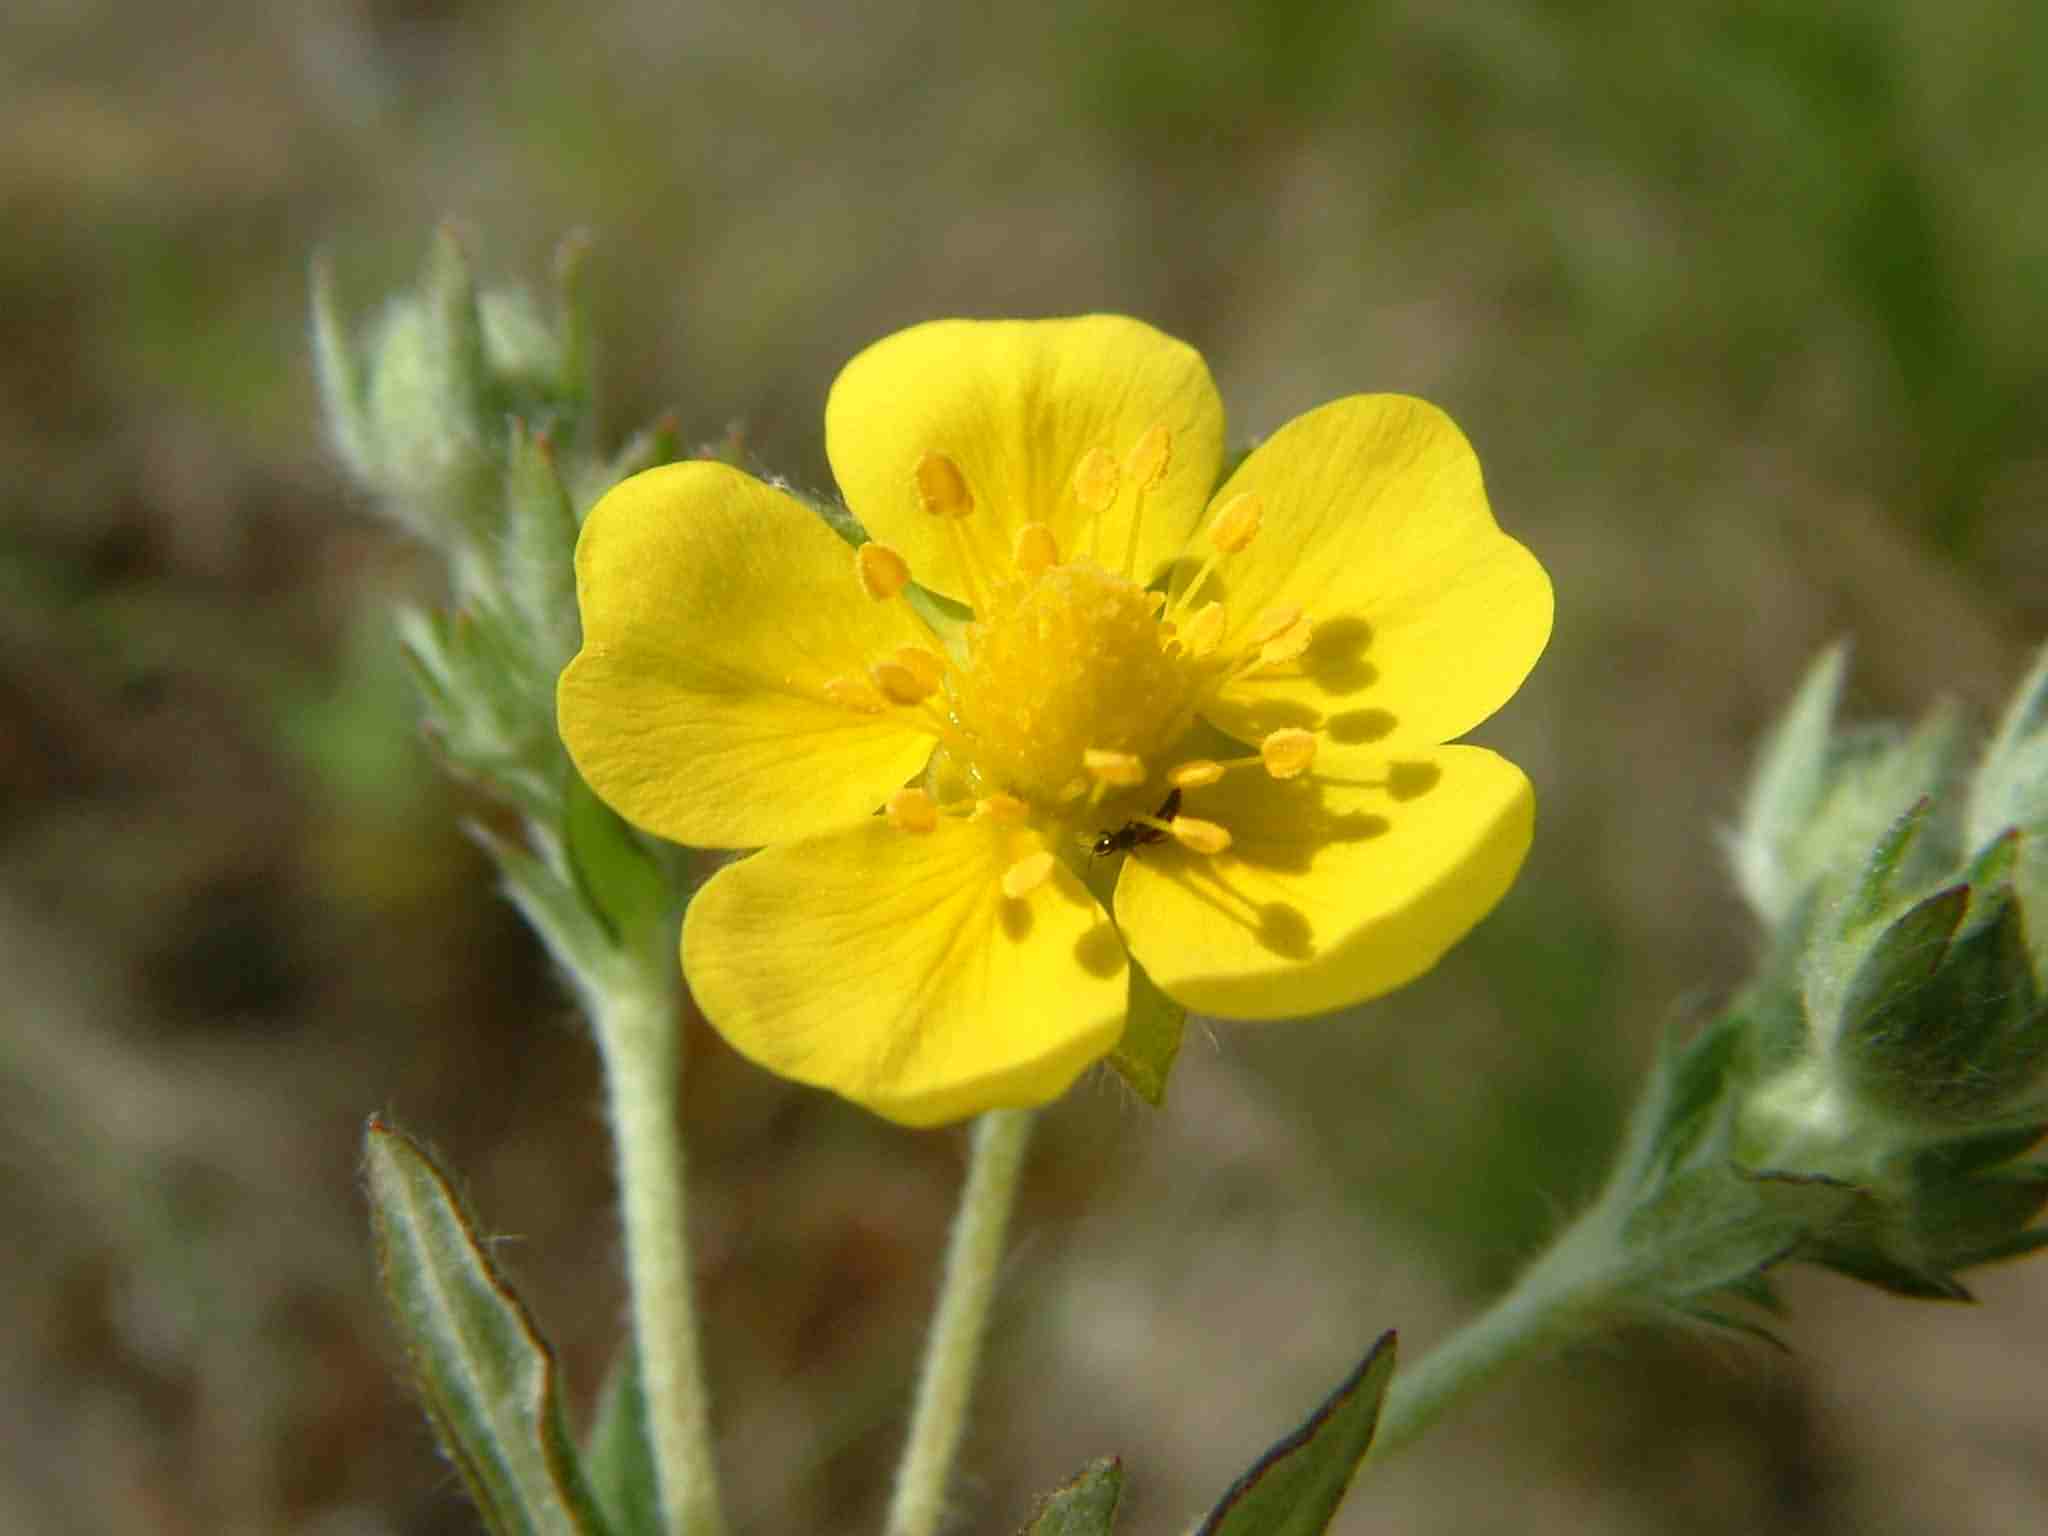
(559, 317), (1552, 1126)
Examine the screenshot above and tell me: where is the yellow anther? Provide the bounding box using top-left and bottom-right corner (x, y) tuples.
(871, 659), (937, 707)
(891, 645), (947, 694)
(1179, 600), (1228, 656)
(1014, 521), (1060, 580)
(1208, 492), (1263, 554)
(1000, 849), (1057, 900)
(1168, 758), (1226, 789)
(1258, 614), (1315, 667)
(886, 787), (938, 834)
(1169, 816), (1233, 855)
(854, 541), (911, 601)
(823, 675), (884, 713)
(1244, 603), (1304, 648)
(1260, 728), (1318, 780)
(1072, 446), (1120, 513)
(1082, 748), (1147, 787)
(1125, 422), (1172, 489)
(915, 451), (975, 518)
(1143, 590), (1167, 617)
(973, 792), (1031, 822)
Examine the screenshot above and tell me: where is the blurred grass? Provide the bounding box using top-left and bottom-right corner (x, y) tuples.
(4, 1), (2046, 1533)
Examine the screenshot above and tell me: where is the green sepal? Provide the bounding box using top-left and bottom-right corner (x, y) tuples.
(551, 229), (596, 425)
(1194, 1331), (1398, 1536)
(1966, 641), (2048, 851)
(1018, 1458), (1123, 1536)
(475, 823), (617, 1009)
(1108, 956), (1187, 1106)
(311, 255), (376, 481)
(903, 580), (973, 653)
(1836, 797), (1937, 932)
(1608, 1014), (1744, 1198)
(1676, 1302), (1791, 1352)
(584, 1346), (661, 1536)
(424, 224), (492, 432)
(1838, 882), (2046, 1125)
(563, 763), (674, 953)
(1731, 644), (1847, 925)
(1834, 884), (1970, 1054)
(501, 421), (583, 677)
(1800, 1235), (1973, 1301)
(363, 1118), (613, 1536)
(1916, 1123), (2048, 1179)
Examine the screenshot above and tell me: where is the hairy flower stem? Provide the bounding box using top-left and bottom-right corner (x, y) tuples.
(886, 1108), (1036, 1536)
(596, 967), (726, 1536)
(1359, 1212), (1630, 1458)
(1368, 1213), (1624, 1463)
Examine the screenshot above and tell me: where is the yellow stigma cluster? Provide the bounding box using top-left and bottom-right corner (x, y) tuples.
(953, 560), (1201, 803)
(836, 436), (1321, 880)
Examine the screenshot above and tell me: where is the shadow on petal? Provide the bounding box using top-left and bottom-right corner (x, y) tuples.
(1256, 901), (1314, 959)
(1299, 614), (1377, 694)
(1074, 919), (1128, 979)
(1326, 708), (1398, 744)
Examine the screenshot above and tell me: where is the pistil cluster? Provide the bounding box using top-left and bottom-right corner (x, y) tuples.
(821, 425), (1325, 898)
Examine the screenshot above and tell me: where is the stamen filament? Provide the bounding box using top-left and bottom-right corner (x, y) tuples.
(1119, 422), (1170, 581)
(1082, 748), (1147, 787)
(1072, 447), (1119, 564)
(917, 450), (993, 613)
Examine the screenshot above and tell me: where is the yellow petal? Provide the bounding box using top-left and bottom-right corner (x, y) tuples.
(1195, 397), (1552, 750)
(825, 317), (1225, 600)
(559, 462), (939, 848)
(1115, 745), (1534, 1017)
(683, 817), (1128, 1126)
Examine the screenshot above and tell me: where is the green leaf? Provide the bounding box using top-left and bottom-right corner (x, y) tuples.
(1195, 1331), (1398, 1536)
(1624, 1163), (1859, 1300)
(584, 1346), (661, 1536)
(563, 767), (674, 952)
(1108, 956), (1187, 1106)
(1019, 1458), (1123, 1536)
(363, 1118), (612, 1536)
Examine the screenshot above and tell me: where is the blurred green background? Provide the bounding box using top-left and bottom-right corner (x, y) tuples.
(6, 0), (2047, 1531)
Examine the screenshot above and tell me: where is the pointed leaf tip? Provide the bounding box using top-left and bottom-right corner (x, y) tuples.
(1020, 1458), (1124, 1536)
(1196, 1331), (1398, 1536)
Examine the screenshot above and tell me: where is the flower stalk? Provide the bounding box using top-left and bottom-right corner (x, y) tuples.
(594, 960), (727, 1536)
(887, 1108), (1036, 1536)
(1367, 1213), (1626, 1462)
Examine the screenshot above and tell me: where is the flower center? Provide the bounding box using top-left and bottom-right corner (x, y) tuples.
(837, 433), (1319, 882)
(949, 559), (1202, 806)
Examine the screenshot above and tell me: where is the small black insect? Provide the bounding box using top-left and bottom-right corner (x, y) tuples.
(1091, 787), (1182, 857)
